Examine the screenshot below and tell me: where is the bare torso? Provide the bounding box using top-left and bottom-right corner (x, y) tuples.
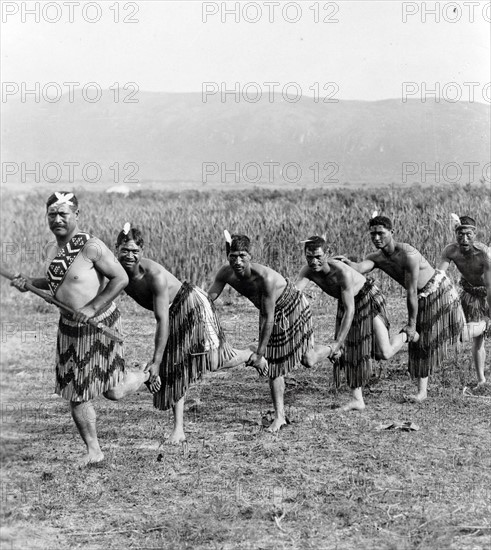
(370, 243), (435, 290)
(444, 242), (489, 286)
(45, 239), (106, 309)
(221, 263), (287, 310)
(305, 259), (366, 299)
(124, 258), (182, 311)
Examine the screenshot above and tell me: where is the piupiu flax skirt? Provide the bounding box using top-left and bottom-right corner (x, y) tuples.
(408, 271), (465, 378)
(265, 280), (315, 379)
(153, 282), (235, 411)
(460, 278), (489, 325)
(334, 278), (390, 389)
(55, 302), (125, 402)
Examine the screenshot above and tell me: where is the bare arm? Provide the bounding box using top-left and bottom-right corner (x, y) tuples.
(257, 284), (276, 358)
(402, 252), (419, 340)
(246, 276), (277, 376)
(333, 272), (356, 355)
(207, 267), (228, 302)
(10, 275), (50, 292)
(12, 241), (59, 292)
(74, 239), (129, 322)
(31, 278), (50, 290)
(335, 255), (377, 275)
(144, 271), (169, 392)
(437, 245), (452, 272)
(295, 266), (311, 292)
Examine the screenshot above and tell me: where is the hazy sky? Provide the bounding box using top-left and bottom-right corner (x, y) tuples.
(1, 0), (490, 102)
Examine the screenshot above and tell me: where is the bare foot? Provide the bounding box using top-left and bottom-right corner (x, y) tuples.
(406, 393), (427, 403)
(266, 417), (287, 433)
(76, 450), (104, 469)
(166, 428), (186, 445)
(341, 399), (366, 412)
(476, 379), (487, 387)
(302, 346), (332, 369)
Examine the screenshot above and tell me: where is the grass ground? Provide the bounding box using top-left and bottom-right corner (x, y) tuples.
(1, 286), (490, 550)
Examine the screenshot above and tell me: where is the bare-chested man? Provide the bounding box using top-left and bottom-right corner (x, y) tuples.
(338, 216), (464, 403)
(208, 234), (332, 432)
(296, 236), (415, 411)
(11, 192), (131, 467)
(114, 226), (253, 444)
(438, 215), (490, 386)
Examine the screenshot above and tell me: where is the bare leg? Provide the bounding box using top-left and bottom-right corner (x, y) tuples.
(302, 344), (332, 368)
(70, 401), (104, 468)
(104, 368), (150, 401)
(219, 348), (253, 369)
(167, 396), (186, 444)
(341, 387), (366, 411)
(472, 334), (486, 385)
(407, 377), (428, 403)
(461, 321), (486, 342)
(267, 376), (287, 432)
(373, 316), (417, 360)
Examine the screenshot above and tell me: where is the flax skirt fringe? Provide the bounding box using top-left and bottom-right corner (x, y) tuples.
(55, 302), (125, 402)
(459, 279), (490, 337)
(154, 282), (235, 411)
(334, 279), (390, 389)
(408, 271), (465, 378)
(265, 280), (315, 379)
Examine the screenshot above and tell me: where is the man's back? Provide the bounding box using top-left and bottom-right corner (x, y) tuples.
(214, 262), (287, 309)
(303, 259), (367, 300)
(124, 257), (182, 311)
(369, 242), (435, 290)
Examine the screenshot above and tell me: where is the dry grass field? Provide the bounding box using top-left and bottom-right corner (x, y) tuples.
(1, 186), (490, 549)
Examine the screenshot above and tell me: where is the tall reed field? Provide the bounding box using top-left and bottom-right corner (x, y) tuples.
(1, 185), (490, 301)
(1, 185), (491, 550)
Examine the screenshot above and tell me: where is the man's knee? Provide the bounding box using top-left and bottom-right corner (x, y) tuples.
(301, 354), (315, 369)
(269, 374), (284, 386)
(103, 387), (123, 401)
(375, 349), (390, 361)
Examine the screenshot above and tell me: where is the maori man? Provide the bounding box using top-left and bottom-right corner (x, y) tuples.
(338, 216), (464, 403)
(11, 192), (131, 467)
(115, 226), (253, 444)
(296, 236), (415, 411)
(438, 215), (490, 386)
(208, 234), (332, 432)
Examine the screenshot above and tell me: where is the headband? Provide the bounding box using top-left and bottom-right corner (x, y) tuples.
(300, 233), (328, 244)
(52, 192), (74, 207)
(451, 213), (476, 231)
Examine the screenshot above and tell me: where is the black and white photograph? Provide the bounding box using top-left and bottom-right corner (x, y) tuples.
(1, 1), (490, 548)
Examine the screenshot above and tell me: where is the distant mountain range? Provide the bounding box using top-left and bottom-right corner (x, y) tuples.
(2, 92), (489, 186)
